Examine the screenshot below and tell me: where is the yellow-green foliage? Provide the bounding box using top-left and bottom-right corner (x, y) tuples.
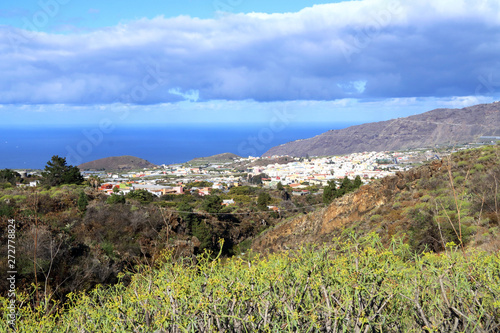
(4, 234), (500, 332)
(12, 195), (26, 201)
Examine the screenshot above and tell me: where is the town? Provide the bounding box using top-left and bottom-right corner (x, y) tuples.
(76, 148), (444, 198)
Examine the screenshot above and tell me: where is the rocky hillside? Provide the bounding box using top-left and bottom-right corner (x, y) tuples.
(253, 145), (500, 254)
(263, 102), (500, 157)
(78, 155), (157, 170)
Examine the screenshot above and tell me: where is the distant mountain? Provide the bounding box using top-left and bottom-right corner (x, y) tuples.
(263, 102), (500, 157)
(78, 156), (157, 171)
(188, 153), (241, 164)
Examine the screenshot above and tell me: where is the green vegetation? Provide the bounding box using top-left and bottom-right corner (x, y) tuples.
(77, 191), (88, 213)
(106, 193), (126, 204)
(41, 155), (84, 186)
(6, 234), (499, 332)
(228, 185), (255, 195)
(323, 175), (362, 204)
(0, 168), (21, 186)
(202, 195), (222, 214)
(126, 189), (155, 204)
(257, 192), (271, 210)
(3, 145), (500, 332)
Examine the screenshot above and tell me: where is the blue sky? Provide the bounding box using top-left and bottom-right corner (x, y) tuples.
(1, 1), (345, 31)
(1, 0), (500, 127)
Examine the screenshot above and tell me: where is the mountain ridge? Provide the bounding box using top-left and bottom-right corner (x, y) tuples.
(263, 102), (500, 157)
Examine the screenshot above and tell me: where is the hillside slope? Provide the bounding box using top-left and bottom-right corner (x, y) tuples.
(253, 145), (500, 254)
(188, 152), (241, 164)
(263, 102), (500, 157)
(78, 155), (157, 170)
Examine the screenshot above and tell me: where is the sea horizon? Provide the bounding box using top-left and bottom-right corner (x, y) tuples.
(0, 123), (358, 170)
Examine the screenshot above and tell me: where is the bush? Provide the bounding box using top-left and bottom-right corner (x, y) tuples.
(106, 194), (125, 205)
(77, 191), (88, 212)
(420, 194), (432, 202)
(101, 241), (114, 257)
(202, 195), (222, 214)
(0, 202), (14, 217)
(9, 234), (500, 332)
(257, 192), (271, 210)
(0, 182), (13, 189)
(228, 186), (255, 196)
(474, 163), (485, 171)
(126, 189), (155, 204)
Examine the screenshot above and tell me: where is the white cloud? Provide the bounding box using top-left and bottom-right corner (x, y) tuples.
(0, 0), (499, 105)
(168, 88), (200, 102)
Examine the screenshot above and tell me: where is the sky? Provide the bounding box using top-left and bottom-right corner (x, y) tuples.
(1, 0), (500, 127)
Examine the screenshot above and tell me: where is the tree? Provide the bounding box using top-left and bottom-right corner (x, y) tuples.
(106, 193), (125, 205)
(191, 220), (212, 251)
(276, 182), (284, 191)
(126, 189), (155, 204)
(229, 186), (254, 195)
(87, 176), (102, 189)
(0, 169), (21, 186)
(338, 176), (354, 195)
(202, 195), (222, 214)
(281, 191), (291, 201)
(249, 173), (268, 185)
(41, 155), (83, 187)
(257, 192), (272, 210)
(323, 180), (337, 205)
(353, 175), (362, 189)
(177, 201), (195, 225)
(77, 191), (88, 213)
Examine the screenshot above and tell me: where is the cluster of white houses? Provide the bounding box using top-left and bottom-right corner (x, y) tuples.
(87, 150), (427, 197)
(251, 151), (415, 188)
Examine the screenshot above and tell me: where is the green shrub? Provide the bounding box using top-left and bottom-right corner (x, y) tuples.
(0, 182), (13, 189)
(106, 193), (126, 205)
(8, 234), (500, 332)
(420, 194), (432, 202)
(126, 189), (155, 204)
(12, 195), (26, 202)
(474, 163), (485, 171)
(0, 203), (14, 217)
(101, 241), (114, 257)
(477, 155), (493, 162)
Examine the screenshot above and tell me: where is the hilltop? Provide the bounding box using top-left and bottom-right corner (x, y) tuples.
(78, 155), (157, 171)
(188, 152), (241, 164)
(263, 102), (500, 157)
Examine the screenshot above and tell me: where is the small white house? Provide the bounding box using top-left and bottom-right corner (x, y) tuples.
(222, 199), (235, 206)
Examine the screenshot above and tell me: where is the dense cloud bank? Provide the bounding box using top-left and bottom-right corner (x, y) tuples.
(1, 0), (499, 105)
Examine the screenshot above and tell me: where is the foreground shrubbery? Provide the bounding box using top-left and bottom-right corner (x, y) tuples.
(4, 234), (500, 332)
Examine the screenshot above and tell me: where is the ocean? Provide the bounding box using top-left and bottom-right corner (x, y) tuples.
(0, 123), (355, 169)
